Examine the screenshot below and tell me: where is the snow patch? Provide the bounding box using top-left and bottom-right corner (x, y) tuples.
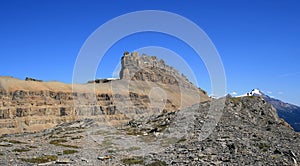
(238, 89), (263, 97)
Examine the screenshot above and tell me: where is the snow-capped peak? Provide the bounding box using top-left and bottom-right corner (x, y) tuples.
(238, 89), (264, 97)
(247, 89), (262, 96)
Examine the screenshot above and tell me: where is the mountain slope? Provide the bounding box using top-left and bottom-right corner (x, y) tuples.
(244, 89), (300, 132)
(1, 96), (299, 165)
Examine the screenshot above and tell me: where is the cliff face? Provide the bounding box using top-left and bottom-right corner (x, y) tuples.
(0, 79), (127, 134)
(0, 52), (209, 135)
(120, 52), (199, 89)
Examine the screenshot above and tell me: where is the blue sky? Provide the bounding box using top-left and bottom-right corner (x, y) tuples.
(0, 0), (300, 105)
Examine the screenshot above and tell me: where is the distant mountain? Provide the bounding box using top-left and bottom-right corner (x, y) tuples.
(244, 89), (300, 132)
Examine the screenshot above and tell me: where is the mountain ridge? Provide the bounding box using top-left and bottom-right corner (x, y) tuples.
(241, 89), (300, 132)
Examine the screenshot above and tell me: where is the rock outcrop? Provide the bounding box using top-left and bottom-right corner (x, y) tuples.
(120, 52), (199, 90)
(25, 77), (42, 82)
(0, 52), (209, 135)
(245, 89), (300, 132)
(87, 78), (118, 84)
(116, 96), (300, 165)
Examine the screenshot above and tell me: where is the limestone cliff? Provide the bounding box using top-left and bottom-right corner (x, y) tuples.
(120, 52), (201, 90)
(0, 52), (210, 135)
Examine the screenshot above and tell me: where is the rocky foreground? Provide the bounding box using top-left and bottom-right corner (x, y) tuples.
(0, 96), (299, 165)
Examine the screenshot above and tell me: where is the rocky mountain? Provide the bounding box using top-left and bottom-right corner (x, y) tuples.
(0, 96), (299, 165)
(0, 52), (209, 135)
(120, 52), (197, 89)
(1, 52), (300, 165)
(244, 89), (300, 132)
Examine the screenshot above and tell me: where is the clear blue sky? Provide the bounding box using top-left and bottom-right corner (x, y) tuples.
(0, 0), (300, 105)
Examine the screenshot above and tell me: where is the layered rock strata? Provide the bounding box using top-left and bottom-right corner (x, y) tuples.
(120, 52), (203, 90)
(0, 52), (209, 135)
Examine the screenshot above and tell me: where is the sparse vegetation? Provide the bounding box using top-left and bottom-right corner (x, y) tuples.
(0, 143), (13, 147)
(231, 97), (241, 103)
(125, 128), (143, 136)
(12, 148), (30, 152)
(50, 139), (68, 144)
(257, 142), (270, 152)
(258, 143), (270, 149)
(27, 145), (37, 148)
(60, 144), (79, 148)
(125, 146), (141, 152)
(122, 157), (145, 165)
(7, 140), (26, 144)
(146, 160), (167, 166)
(21, 155), (58, 163)
(65, 130), (84, 135)
(71, 135), (83, 140)
(107, 149), (116, 153)
(177, 138), (187, 143)
(63, 149), (78, 155)
(0, 139), (26, 146)
(101, 139), (114, 148)
(49, 134), (70, 139)
(50, 139), (79, 148)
